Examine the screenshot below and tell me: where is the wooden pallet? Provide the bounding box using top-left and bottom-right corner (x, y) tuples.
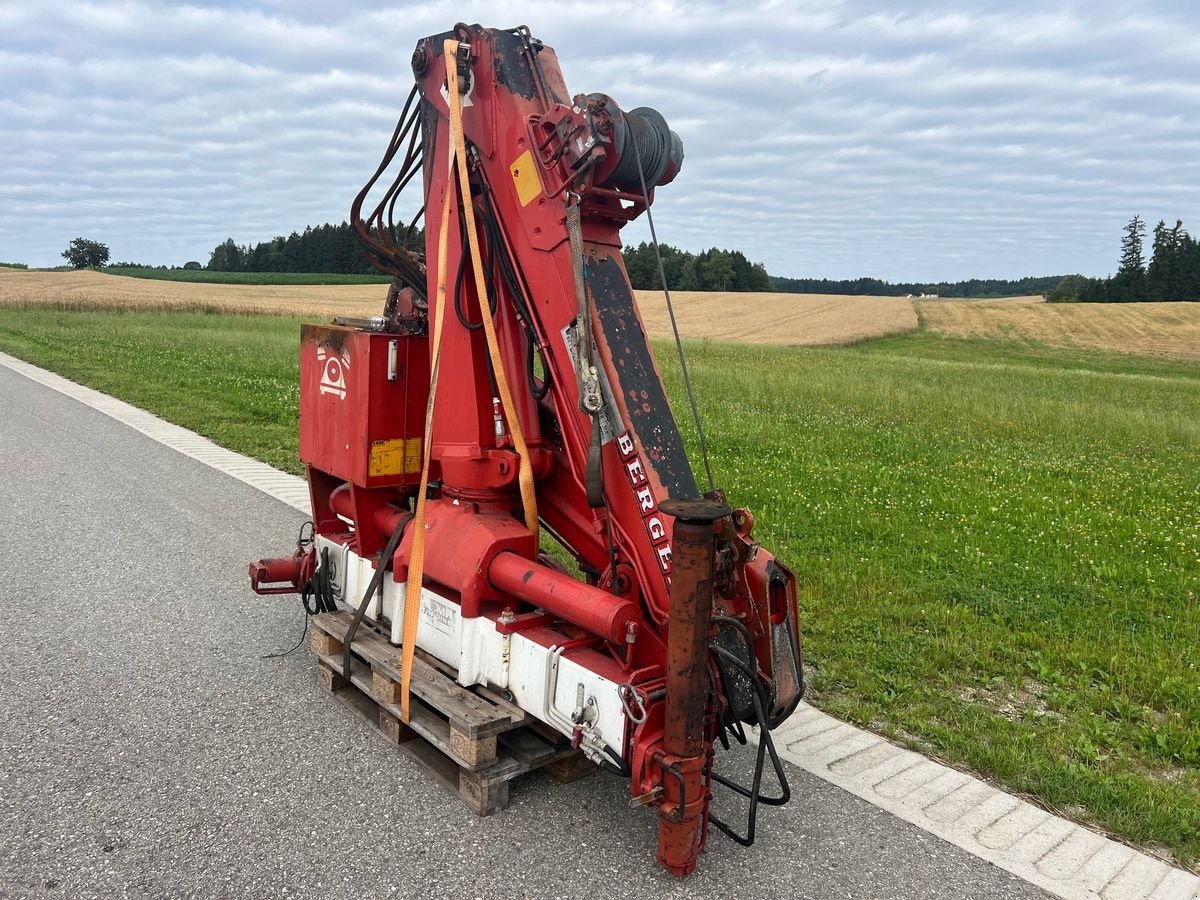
(310, 610), (595, 814)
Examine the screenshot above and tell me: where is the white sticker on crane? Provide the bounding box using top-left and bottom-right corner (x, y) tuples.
(439, 68), (475, 109)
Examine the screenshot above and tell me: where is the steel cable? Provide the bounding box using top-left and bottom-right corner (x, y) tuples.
(628, 132), (715, 492)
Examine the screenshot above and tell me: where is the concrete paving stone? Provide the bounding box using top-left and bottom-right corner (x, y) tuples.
(1102, 854), (1172, 900)
(977, 803), (1053, 851)
(798, 730), (881, 767)
(874, 759), (948, 800)
(902, 769), (974, 812)
(1037, 827), (1114, 881)
(923, 779), (1003, 825)
(787, 723), (866, 757)
(783, 709), (844, 742)
(1148, 869), (1200, 900)
(861, 752), (931, 789)
(1084, 854), (1156, 900)
(945, 791), (1023, 837)
(827, 738), (907, 777)
(1004, 817), (1078, 865)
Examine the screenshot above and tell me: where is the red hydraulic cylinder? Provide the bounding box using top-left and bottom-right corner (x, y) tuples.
(329, 484), (353, 521)
(487, 551), (641, 645)
(655, 498), (730, 878)
(248, 555), (304, 595)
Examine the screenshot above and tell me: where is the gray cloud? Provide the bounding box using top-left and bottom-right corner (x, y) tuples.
(2, 0), (1199, 280)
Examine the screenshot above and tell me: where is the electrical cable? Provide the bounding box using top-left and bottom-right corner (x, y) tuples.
(473, 168), (552, 400)
(448, 147), (555, 415)
(303, 546), (338, 615)
(452, 197), (498, 331)
(260, 613), (310, 660)
(262, 523), (319, 659)
(628, 131), (715, 493)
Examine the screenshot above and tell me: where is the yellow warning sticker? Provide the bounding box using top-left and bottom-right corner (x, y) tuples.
(510, 149), (541, 207)
(403, 437), (422, 474)
(369, 437), (423, 476)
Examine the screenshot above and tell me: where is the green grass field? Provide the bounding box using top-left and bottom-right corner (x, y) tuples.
(104, 267), (391, 286)
(0, 307), (1196, 867)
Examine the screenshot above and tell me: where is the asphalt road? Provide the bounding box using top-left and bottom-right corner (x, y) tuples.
(0, 364), (1050, 900)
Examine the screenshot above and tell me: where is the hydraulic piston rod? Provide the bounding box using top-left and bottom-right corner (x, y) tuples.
(488, 550), (642, 644)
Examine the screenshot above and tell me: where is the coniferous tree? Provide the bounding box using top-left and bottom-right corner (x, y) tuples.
(1147, 220), (1169, 300)
(1168, 220), (1189, 300)
(1113, 214), (1147, 301)
(1146, 219), (1189, 300)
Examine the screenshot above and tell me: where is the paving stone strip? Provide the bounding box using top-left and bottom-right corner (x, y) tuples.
(770, 691), (1198, 899)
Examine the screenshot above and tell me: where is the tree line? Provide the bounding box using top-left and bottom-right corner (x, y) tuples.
(206, 222), (384, 273)
(621, 243), (772, 291)
(771, 273), (1063, 298)
(202, 226), (775, 291)
(84, 215), (1200, 304)
(1049, 215), (1200, 302)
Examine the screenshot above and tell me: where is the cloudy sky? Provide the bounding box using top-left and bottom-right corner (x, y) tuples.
(3, 0), (1200, 281)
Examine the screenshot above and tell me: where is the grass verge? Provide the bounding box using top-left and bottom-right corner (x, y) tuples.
(0, 308), (1196, 867)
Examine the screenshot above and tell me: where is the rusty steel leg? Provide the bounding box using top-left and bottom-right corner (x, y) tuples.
(656, 498), (730, 878)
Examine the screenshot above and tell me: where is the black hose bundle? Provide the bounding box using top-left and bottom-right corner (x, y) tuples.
(350, 83), (428, 300)
(302, 546), (339, 615)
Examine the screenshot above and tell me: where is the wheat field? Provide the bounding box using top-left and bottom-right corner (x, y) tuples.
(4, 268), (1199, 359)
(0, 269), (918, 346)
(635, 290), (917, 346)
(0, 268), (385, 319)
(919, 297), (1200, 361)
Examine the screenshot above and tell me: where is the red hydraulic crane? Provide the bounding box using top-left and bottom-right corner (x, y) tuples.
(250, 22), (803, 876)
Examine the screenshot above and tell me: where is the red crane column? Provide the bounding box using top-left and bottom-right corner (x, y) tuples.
(655, 498), (730, 877)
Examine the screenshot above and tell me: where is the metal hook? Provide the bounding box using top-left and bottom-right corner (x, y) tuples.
(619, 682), (648, 724)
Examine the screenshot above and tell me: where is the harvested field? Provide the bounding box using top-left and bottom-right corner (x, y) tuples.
(10, 269), (1198, 359)
(635, 290), (917, 346)
(0, 269), (918, 347)
(920, 296), (1200, 361)
(0, 268), (386, 319)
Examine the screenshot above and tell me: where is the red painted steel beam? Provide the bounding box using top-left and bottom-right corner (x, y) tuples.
(655, 498), (729, 877)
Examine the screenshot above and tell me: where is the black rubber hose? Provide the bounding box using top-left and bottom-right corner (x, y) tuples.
(705, 619), (792, 848)
(303, 546), (334, 615)
(453, 198), (498, 331)
(474, 168), (551, 400)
